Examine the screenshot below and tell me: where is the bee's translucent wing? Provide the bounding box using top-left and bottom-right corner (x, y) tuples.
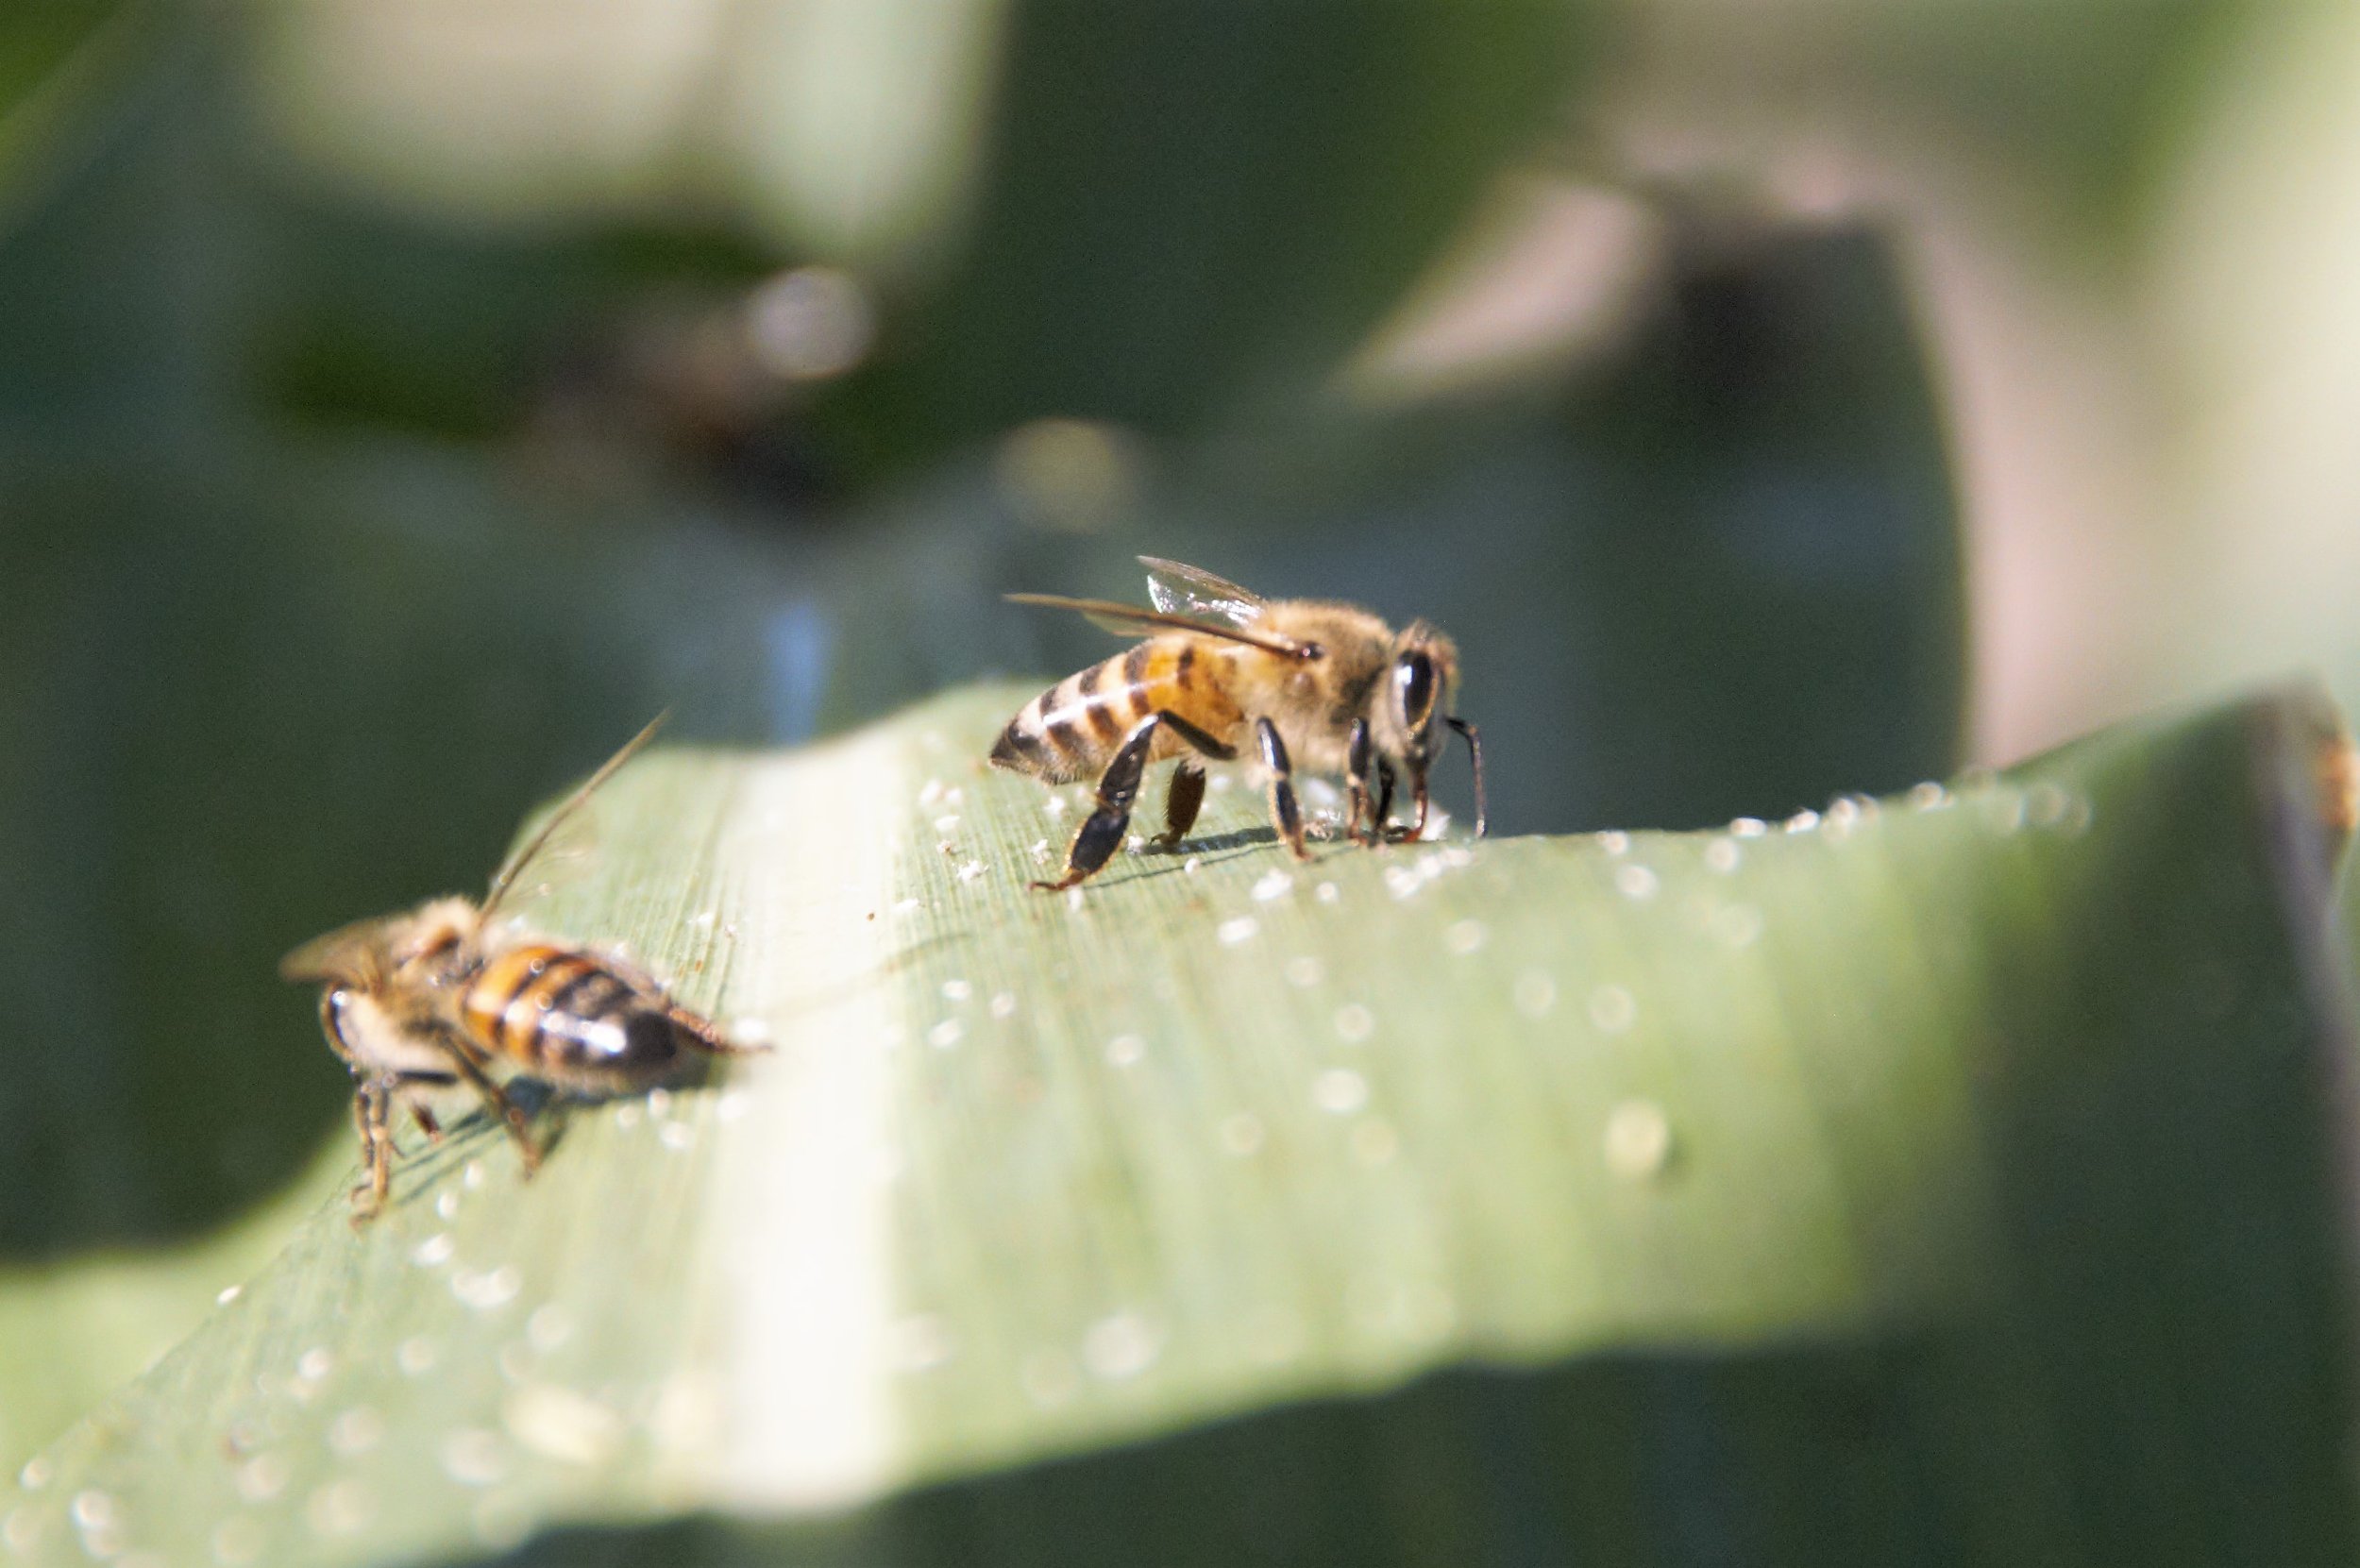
(278, 915), (394, 984)
(480, 713), (667, 921)
(1005, 594), (1310, 658)
(1139, 556), (1264, 627)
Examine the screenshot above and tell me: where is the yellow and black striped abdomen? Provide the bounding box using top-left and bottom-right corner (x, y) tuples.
(459, 941), (685, 1089)
(989, 638), (1243, 784)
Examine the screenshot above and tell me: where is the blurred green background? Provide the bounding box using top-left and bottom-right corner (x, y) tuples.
(3, 0), (2357, 1510)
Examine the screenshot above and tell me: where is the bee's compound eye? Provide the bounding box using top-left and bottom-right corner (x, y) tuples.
(1394, 651), (1437, 730)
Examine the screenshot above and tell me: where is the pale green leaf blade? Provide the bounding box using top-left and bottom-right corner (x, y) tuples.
(4, 682), (2352, 1567)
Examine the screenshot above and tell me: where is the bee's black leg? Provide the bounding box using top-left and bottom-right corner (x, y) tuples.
(1385, 771), (1431, 843)
(1155, 760), (1207, 851)
(430, 1028), (543, 1176)
(1369, 758), (1399, 846)
(350, 1077), (394, 1223)
(1343, 718), (1377, 846)
(1035, 715), (1165, 891)
(1257, 717), (1312, 862)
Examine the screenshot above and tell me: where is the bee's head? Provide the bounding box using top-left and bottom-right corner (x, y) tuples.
(279, 897), (480, 990)
(1363, 621), (1485, 838)
(1373, 622), (1458, 767)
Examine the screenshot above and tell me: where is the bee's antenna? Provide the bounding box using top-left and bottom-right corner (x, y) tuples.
(1446, 717), (1486, 838)
(482, 712), (669, 919)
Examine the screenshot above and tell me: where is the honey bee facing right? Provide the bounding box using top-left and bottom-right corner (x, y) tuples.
(993, 557), (1485, 890)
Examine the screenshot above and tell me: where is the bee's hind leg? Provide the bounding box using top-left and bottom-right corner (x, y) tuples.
(1256, 718), (1312, 862)
(1034, 716), (1165, 891)
(429, 1029), (544, 1177)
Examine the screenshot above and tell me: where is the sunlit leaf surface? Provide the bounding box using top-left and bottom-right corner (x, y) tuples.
(4, 681), (2352, 1567)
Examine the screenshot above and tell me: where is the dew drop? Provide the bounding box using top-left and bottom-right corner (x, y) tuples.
(0, 1509), (36, 1556)
(305, 1478), (374, 1537)
(463, 1160), (487, 1190)
(1082, 1313), (1160, 1380)
(2026, 781), (2070, 829)
(504, 1385), (626, 1466)
(17, 1458), (51, 1492)
(1595, 830), (1630, 855)
(955, 860), (986, 883)
(1333, 1003), (1374, 1042)
(989, 991), (1018, 1020)
(214, 1284), (242, 1307)
(1703, 838), (1740, 874)
(1284, 955), (1323, 988)
(436, 1189), (462, 1221)
(1729, 817), (1767, 837)
(234, 1455), (289, 1504)
(1105, 1034), (1147, 1068)
(452, 1265), (523, 1312)
(1512, 970), (1557, 1019)
(1604, 1099), (1674, 1179)
(1443, 919), (1486, 954)
(1315, 882), (1340, 903)
(1351, 1120), (1400, 1166)
(659, 1121), (696, 1152)
(1314, 1068), (1371, 1115)
(69, 1491), (116, 1533)
(1217, 917), (1260, 945)
(1588, 986), (1637, 1034)
(1252, 869), (1294, 902)
(1219, 1112), (1266, 1155)
(1908, 781), (1950, 810)
(440, 1430), (508, 1488)
(527, 1305), (573, 1354)
(927, 1019), (963, 1049)
(1614, 865), (1659, 901)
(328, 1407), (384, 1457)
(295, 1347), (334, 1386)
(1784, 810), (1819, 834)
(1715, 904), (1763, 948)
(396, 1336), (437, 1376)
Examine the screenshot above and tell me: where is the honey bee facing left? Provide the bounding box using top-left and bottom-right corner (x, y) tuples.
(280, 718), (755, 1222)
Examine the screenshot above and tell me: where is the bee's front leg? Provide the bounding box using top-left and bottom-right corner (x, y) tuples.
(1256, 718), (1312, 862)
(1344, 719), (1379, 847)
(1383, 772), (1430, 844)
(349, 1077), (394, 1224)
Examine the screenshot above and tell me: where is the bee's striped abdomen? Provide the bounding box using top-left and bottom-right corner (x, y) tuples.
(459, 941), (684, 1087)
(988, 638), (1243, 784)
